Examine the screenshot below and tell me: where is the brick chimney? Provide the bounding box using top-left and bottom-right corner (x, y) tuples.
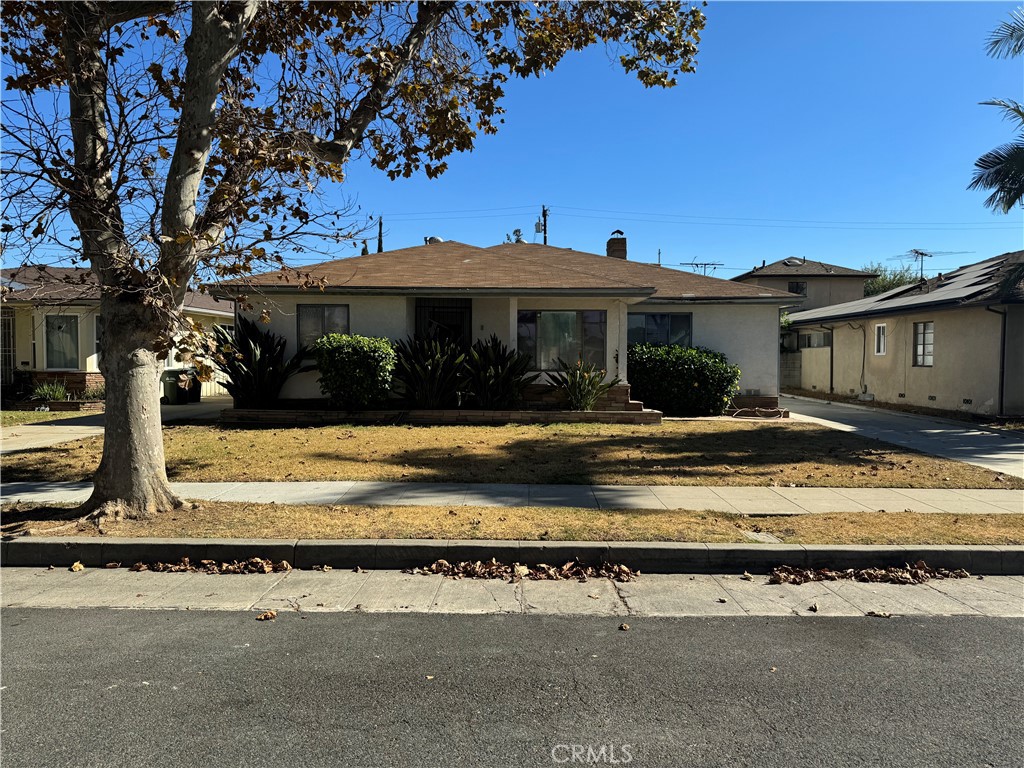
(606, 234), (627, 260)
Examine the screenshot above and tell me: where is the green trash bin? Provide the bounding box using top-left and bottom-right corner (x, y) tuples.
(162, 369), (190, 405)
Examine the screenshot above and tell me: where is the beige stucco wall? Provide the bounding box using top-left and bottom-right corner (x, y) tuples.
(796, 306), (1007, 415)
(742, 275), (864, 310)
(629, 302), (783, 397)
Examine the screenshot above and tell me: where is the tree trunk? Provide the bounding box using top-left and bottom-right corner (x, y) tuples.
(81, 295), (181, 519)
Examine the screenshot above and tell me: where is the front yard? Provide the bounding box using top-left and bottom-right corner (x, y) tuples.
(3, 502), (1021, 545)
(3, 420), (1019, 488)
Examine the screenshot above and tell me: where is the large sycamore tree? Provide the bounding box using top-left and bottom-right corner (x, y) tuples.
(1, 1), (705, 519)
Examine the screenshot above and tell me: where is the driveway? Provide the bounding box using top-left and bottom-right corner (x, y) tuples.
(783, 395), (1024, 479)
(0, 396), (232, 454)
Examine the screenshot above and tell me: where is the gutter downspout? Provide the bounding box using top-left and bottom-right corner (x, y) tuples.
(986, 305), (1007, 416)
(825, 324), (834, 395)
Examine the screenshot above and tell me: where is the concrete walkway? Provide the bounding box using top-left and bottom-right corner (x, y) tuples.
(0, 397), (230, 454)
(3, 480), (1020, 515)
(784, 394), (1024, 479)
(3, 567), (1021, 617)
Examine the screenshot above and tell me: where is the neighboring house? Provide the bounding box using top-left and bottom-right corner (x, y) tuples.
(734, 257), (876, 386)
(733, 257), (876, 310)
(787, 251), (1024, 417)
(216, 237), (798, 409)
(0, 265), (234, 397)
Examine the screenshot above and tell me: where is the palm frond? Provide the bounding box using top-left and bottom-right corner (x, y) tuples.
(968, 138), (1024, 213)
(986, 7), (1024, 58)
(981, 98), (1024, 130)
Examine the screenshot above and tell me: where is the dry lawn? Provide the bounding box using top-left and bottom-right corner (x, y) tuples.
(1, 410), (84, 428)
(3, 502), (1022, 545)
(3, 421), (1019, 489)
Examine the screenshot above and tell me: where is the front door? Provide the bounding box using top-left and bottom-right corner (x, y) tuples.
(0, 309), (15, 386)
(414, 298), (472, 349)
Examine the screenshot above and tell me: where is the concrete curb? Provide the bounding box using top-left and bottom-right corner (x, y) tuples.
(2, 537), (1021, 575)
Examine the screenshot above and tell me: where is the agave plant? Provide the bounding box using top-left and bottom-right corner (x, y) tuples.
(463, 334), (540, 409)
(211, 316), (311, 408)
(393, 335), (465, 409)
(546, 357), (620, 411)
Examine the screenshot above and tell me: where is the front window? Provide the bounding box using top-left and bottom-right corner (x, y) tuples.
(627, 313), (692, 347)
(297, 304), (349, 347)
(913, 321), (934, 367)
(874, 324), (886, 355)
(517, 310), (606, 370)
(788, 281), (808, 296)
(798, 331), (832, 349)
(45, 315), (79, 369)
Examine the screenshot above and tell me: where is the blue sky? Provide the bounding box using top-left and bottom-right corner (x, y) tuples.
(339, 1), (1024, 278)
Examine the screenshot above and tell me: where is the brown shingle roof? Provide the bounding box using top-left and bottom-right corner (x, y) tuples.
(222, 241), (796, 301)
(1, 265), (233, 315)
(733, 258), (876, 281)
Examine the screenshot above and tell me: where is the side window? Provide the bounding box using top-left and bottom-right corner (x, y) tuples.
(788, 281), (807, 296)
(874, 324), (886, 355)
(913, 321), (934, 367)
(297, 305), (349, 348)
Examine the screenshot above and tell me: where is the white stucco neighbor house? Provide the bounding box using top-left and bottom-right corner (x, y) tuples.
(788, 251), (1024, 417)
(0, 265), (235, 398)
(217, 237), (799, 410)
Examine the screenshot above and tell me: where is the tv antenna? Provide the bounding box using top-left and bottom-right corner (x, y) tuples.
(668, 261), (724, 276)
(888, 249), (973, 279)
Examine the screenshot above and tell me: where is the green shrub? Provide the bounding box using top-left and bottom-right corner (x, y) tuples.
(79, 382), (106, 401)
(546, 358), (620, 411)
(211, 316), (311, 408)
(463, 334), (540, 409)
(313, 334), (396, 409)
(627, 343), (741, 416)
(31, 380), (67, 401)
(393, 335), (465, 409)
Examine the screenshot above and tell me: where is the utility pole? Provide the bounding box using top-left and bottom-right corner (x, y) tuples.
(377, 217), (384, 253)
(541, 205), (549, 245)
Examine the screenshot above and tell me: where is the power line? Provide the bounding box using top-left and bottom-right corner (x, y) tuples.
(553, 204), (1018, 227)
(552, 210), (1015, 231)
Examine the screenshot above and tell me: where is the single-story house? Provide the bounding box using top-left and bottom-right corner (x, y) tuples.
(0, 265), (235, 397)
(217, 237), (798, 409)
(787, 251), (1024, 417)
(733, 257), (876, 311)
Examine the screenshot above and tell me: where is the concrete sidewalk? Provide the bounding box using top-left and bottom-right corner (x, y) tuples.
(784, 394), (1024, 478)
(0, 397), (230, 454)
(2, 479), (1021, 515)
(3, 567), (1021, 617)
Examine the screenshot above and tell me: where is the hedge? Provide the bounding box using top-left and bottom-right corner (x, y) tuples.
(313, 334), (396, 409)
(627, 344), (740, 416)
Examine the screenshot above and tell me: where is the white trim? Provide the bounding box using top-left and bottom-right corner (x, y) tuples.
(873, 323), (887, 356)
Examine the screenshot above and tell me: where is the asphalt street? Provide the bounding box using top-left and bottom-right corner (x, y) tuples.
(1, 610), (1021, 768)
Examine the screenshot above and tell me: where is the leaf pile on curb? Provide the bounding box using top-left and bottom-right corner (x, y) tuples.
(406, 558), (639, 583)
(769, 561), (970, 586)
(128, 557), (293, 574)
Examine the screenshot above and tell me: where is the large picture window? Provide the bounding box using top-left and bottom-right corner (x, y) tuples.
(45, 314), (79, 369)
(913, 321), (934, 367)
(297, 304), (349, 348)
(517, 310), (606, 371)
(627, 313), (692, 347)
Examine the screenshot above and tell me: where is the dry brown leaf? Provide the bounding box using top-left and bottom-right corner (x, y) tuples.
(69, 561), (84, 572)
(769, 561), (969, 586)
(740, 572), (753, 581)
(104, 562), (120, 569)
(808, 603), (819, 613)
(255, 610), (277, 621)
(866, 610), (892, 618)
(619, 623), (630, 631)
(409, 559), (638, 584)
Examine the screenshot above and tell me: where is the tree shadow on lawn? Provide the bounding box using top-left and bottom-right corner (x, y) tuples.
(310, 424), (894, 485)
